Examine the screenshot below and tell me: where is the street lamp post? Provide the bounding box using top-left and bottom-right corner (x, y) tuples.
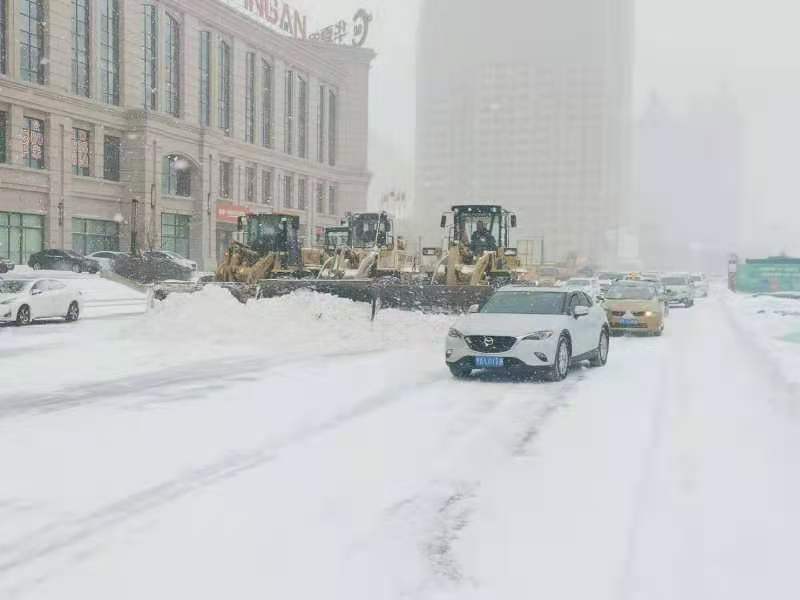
(130, 198), (139, 254)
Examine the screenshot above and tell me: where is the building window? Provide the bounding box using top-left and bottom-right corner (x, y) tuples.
(283, 174), (294, 209)
(262, 169), (273, 205)
(317, 86), (325, 163)
(103, 135), (120, 181)
(161, 213), (190, 258)
(72, 128), (90, 176)
(297, 75), (308, 158)
(164, 13), (181, 117)
(199, 31), (211, 126)
(219, 160), (232, 198)
(328, 185), (337, 215)
(22, 117), (44, 169)
(100, 0), (120, 105)
(297, 177), (307, 210)
(284, 69), (294, 154)
(143, 5), (158, 110)
(1, 0), (6, 75)
(71, 0), (90, 97)
(0, 112), (6, 164)
(315, 182), (325, 213)
(245, 166), (256, 202)
(262, 60), (273, 147)
(219, 41), (231, 133)
(244, 52), (256, 143)
(0, 212), (44, 264)
(72, 218), (119, 254)
(328, 91), (337, 166)
(20, 0), (46, 84)
(163, 155), (191, 197)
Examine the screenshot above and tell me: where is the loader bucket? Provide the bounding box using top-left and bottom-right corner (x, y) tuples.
(255, 279), (495, 314)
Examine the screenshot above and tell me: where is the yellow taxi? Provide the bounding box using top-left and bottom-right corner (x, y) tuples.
(603, 281), (665, 336)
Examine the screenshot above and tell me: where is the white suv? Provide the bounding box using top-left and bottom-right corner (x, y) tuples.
(662, 273), (695, 307)
(446, 286), (610, 381)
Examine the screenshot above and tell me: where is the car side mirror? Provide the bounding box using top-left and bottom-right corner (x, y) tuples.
(468, 304), (480, 314)
(440, 215), (447, 229)
(510, 214), (517, 228)
(573, 306), (590, 318)
(31, 288), (43, 296)
(596, 295), (604, 303)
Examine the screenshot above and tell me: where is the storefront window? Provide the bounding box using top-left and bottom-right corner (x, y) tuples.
(72, 218), (119, 254)
(161, 213), (190, 257)
(0, 212), (44, 264)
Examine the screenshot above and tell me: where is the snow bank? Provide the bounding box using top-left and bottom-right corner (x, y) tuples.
(132, 286), (452, 353)
(723, 291), (800, 385)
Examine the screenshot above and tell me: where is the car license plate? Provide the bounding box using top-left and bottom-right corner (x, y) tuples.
(475, 356), (504, 368)
(621, 318), (638, 326)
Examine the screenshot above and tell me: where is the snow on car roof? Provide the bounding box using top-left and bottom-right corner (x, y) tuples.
(498, 285), (565, 293)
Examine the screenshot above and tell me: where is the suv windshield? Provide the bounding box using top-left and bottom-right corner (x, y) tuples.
(0, 281), (29, 294)
(663, 277), (689, 285)
(605, 285), (656, 300)
(480, 291), (565, 315)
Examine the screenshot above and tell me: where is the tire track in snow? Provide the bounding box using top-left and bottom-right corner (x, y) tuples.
(0, 348), (385, 420)
(0, 368), (450, 592)
(377, 370), (589, 596)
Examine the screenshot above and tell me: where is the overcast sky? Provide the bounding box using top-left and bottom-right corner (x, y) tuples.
(292, 0), (800, 253)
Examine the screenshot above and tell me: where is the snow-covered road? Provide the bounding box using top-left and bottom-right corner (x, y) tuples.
(2, 288), (800, 599)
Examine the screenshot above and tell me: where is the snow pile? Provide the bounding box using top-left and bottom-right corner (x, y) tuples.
(724, 292), (800, 385)
(134, 286), (452, 354)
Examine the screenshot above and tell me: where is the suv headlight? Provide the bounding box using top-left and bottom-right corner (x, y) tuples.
(448, 328), (464, 339)
(523, 331), (554, 341)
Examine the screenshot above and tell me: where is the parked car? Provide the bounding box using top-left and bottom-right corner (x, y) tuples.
(0, 258), (14, 274)
(28, 249), (101, 274)
(446, 286), (610, 381)
(144, 250), (197, 272)
(0, 279), (83, 326)
(690, 273), (709, 297)
(113, 253), (193, 283)
(661, 273), (695, 307)
(603, 281), (666, 336)
(87, 251), (130, 272)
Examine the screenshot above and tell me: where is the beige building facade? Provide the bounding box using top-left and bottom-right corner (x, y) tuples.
(0, 0), (373, 269)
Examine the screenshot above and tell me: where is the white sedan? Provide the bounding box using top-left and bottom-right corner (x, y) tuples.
(0, 279), (83, 326)
(446, 286), (610, 381)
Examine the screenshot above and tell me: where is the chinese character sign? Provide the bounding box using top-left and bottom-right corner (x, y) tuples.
(310, 9), (372, 47)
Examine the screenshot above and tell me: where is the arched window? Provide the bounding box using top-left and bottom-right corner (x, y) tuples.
(163, 155), (191, 197)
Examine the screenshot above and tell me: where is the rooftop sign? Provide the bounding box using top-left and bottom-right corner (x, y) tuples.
(223, 1), (372, 47)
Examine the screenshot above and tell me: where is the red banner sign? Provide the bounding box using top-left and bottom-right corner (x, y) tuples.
(216, 202), (248, 225)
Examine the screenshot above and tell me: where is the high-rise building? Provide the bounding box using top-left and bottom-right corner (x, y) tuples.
(414, 0), (633, 263)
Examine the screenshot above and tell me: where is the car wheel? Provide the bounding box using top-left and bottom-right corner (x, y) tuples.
(65, 302), (80, 322)
(32, 262), (42, 271)
(448, 364), (472, 379)
(71, 263), (82, 273)
(590, 329), (609, 367)
(548, 335), (571, 381)
(16, 305), (31, 326)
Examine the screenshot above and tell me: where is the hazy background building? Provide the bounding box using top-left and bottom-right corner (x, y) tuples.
(636, 90), (744, 272)
(413, 0), (633, 263)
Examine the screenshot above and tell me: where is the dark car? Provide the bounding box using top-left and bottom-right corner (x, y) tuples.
(0, 258), (15, 274)
(112, 253), (193, 283)
(28, 250), (101, 274)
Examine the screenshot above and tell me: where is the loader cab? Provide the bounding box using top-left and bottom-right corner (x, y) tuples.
(238, 214), (302, 264)
(350, 212), (395, 250)
(443, 205), (517, 254)
(324, 226), (351, 251)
